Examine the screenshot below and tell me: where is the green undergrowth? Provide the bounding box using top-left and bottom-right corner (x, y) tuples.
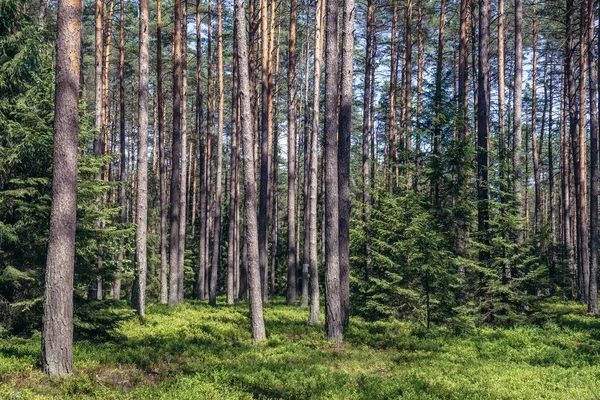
(1, 299), (600, 399)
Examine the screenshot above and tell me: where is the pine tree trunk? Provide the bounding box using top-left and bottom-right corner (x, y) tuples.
(227, 18), (239, 305)
(513, 0), (524, 240)
(169, 0), (183, 306)
(324, 0), (342, 345)
(477, 0), (490, 256)
(587, 0), (598, 314)
(235, 0), (266, 342)
(309, 0), (325, 326)
(338, 0), (354, 328)
(258, 0), (271, 303)
(178, 0), (188, 304)
(115, 0), (125, 300)
(531, 7), (541, 234)
(433, 0), (446, 208)
(42, 0), (81, 376)
(362, 0), (374, 278)
(388, 2), (398, 188)
(210, 0), (225, 306)
(133, 0), (149, 316)
(158, 0), (168, 304)
(286, 0), (298, 305)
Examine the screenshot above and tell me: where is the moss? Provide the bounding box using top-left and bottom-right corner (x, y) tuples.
(1, 299), (600, 399)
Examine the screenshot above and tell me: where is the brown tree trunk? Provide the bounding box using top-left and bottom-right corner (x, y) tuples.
(235, 0), (266, 341)
(133, 0), (149, 316)
(324, 0), (342, 344)
(514, 0), (524, 239)
(227, 17), (240, 305)
(210, 0), (225, 306)
(362, 0), (374, 277)
(115, 0), (125, 300)
(178, 0), (188, 304)
(432, 0), (446, 208)
(300, 0), (312, 308)
(308, 0), (325, 326)
(388, 2), (398, 188)
(338, 0), (354, 328)
(196, 0), (207, 301)
(477, 0), (490, 256)
(158, 0), (168, 304)
(531, 6), (541, 234)
(588, 0), (599, 314)
(258, 0), (271, 303)
(169, 0), (183, 306)
(42, 0), (81, 375)
(287, 0), (298, 305)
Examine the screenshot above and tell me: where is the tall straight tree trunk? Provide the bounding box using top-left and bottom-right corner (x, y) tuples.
(270, 22), (281, 295)
(235, 0), (266, 341)
(258, 0), (271, 303)
(338, 0), (354, 328)
(573, 0), (589, 303)
(210, 0), (225, 306)
(204, 0), (213, 301)
(531, 6), (541, 234)
(227, 17), (239, 305)
(287, 0), (298, 305)
(196, 0), (207, 300)
(91, 0), (104, 301)
(324, 0), (342, 345)
(169, 0), (183, 306)
(178, 0), (188, 303)
(513, 0), (524, 237)
(497, 0), (504, 174)
(477, 0), (490, 255)
(415, 0), (423, 186)
(432, 0), (446, 208)
(133, 0), (149, 316)
(388, 2), (398, 187)
(309, 0), (325, 326)
(458, 0), (469, 139)
(158, 0), (168, 304)
(300, 0), (312, 307)
(402, 0), (413, 179)
(362, 0), (374, 277)
(588, 0), (599, 314)
(115, 0), (125, 300)
(548, 59), (555, 238)
(42, 0), (81, 375)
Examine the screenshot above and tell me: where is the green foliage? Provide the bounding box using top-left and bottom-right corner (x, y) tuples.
(2, 300), (600, 399)
(352, 189), (460, 326)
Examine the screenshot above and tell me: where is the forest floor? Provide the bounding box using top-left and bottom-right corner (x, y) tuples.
(1, 299), (600, 399)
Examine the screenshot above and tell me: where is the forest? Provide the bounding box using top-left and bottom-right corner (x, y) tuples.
(2, 0), (600, 396)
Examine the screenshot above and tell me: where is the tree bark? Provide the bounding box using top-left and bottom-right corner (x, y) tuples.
(324, 0), (342, 345)
(588, 0), (598, 314)
(309, 0), (325, 326)
(227, 17), (239, 305)
(258, 0), (271, 303)
(42, 0), (81, 376)
(513, 0), (524, 238)
(338, 0), (354, 328)
(235, 0), (266, 342)
(115, 0), (125, 300)
(158, 0), (168, 304)
(133, 0), (149, 316)
(210, 0), (225, 306)
(169, 0), (183, 306)
(287, 0), (298, 305)
(477, 0), (490, 255)
(178, 0), (188, 304)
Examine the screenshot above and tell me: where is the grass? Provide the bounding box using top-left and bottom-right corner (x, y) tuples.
(1, 299), (600, 399)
